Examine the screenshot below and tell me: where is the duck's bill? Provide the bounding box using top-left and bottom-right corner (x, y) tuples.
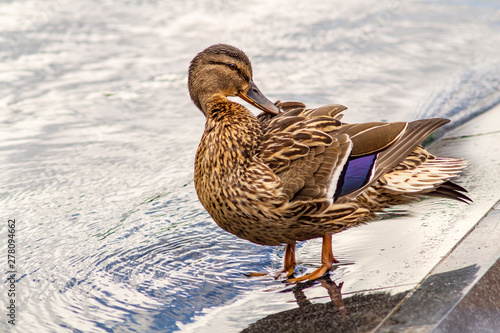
(237, 81), (280, 115)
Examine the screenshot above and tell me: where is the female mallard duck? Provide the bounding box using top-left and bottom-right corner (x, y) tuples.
(189, 44), (470, 283)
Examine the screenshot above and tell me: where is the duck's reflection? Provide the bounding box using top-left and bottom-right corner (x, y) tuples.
(243, 276), (408, 333)
(290, 275), (346, 316)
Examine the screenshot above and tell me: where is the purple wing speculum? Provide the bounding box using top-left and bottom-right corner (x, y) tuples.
(334, 153), (378, 200)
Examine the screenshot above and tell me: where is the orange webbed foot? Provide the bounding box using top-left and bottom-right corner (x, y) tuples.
(286, 234), (336, 284)
(286, 264), (331, 283)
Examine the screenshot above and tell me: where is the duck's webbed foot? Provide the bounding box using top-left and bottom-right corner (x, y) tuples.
(286, 234), (336, 283)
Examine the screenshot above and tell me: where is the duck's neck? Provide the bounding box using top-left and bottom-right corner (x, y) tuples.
(200, 96), (262, 167)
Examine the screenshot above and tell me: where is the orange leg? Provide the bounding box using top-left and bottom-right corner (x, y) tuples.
(287, 234), (337, 283)
(278, 242), (296, 278)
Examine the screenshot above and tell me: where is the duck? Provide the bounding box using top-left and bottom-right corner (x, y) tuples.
(188, 44), (470, 283)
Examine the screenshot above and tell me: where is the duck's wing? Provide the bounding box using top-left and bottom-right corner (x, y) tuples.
(257, 101), (344, 124)
(258, 102), (452, 204)
(257, 103), (352, 201)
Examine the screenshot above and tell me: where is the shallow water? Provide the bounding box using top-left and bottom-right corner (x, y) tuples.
(1, 0), (500, 332)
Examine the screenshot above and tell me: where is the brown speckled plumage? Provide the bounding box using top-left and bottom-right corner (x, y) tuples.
(189, 44), (470, 282)
(194, 96), (368, 246)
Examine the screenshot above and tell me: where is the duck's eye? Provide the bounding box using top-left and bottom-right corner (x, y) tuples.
(228, 63), (238, 70)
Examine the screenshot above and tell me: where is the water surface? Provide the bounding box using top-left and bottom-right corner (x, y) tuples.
(1, 0), (500, 332)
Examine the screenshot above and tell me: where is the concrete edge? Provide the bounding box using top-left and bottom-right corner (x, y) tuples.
(373, 201), (500, 332)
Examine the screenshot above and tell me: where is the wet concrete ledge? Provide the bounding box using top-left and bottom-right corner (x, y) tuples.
(375, 203), (500, 332)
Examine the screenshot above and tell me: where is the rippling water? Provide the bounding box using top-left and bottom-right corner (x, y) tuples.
(1, 0), (500, 332)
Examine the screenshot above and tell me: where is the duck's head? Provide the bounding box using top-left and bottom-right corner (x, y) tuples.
(188, 44), (280, 116)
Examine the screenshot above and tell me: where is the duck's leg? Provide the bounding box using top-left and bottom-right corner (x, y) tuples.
(279, 242), (296, 278)
(287, 234), (337, 283)
(251, 242), (297, 278)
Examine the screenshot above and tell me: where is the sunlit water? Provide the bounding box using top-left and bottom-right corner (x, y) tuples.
(1, 0), (500, 332)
